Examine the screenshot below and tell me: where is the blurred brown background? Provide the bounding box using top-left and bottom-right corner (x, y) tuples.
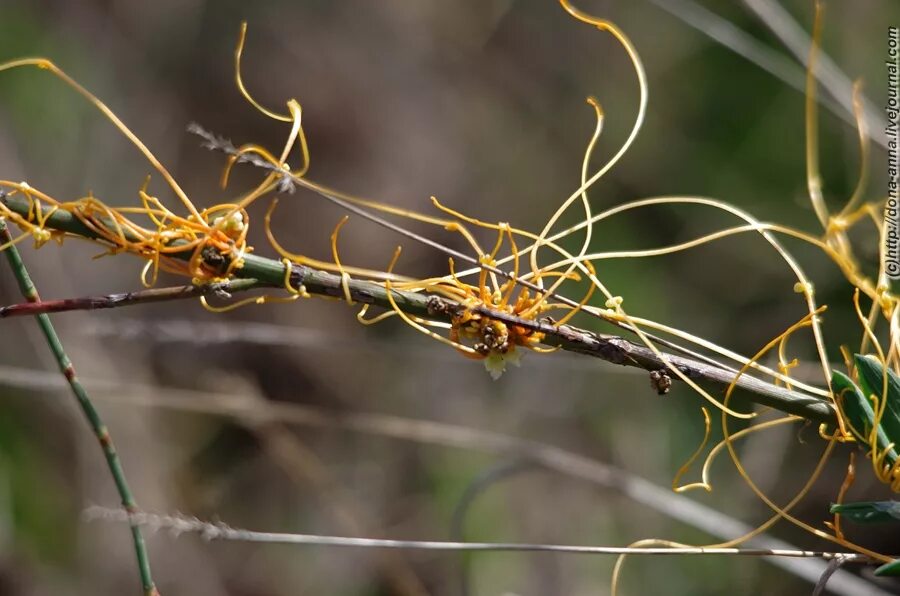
(0, 0), (897, 594)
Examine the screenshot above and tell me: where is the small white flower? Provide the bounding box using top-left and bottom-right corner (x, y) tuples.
(484, 353), (505, 380)
(483, 348), (522, 380)
(31, 227), (51, 246)
(212, 212), (245, 238)
(605, 295), (624, 308)
(793, 281), (814, 295)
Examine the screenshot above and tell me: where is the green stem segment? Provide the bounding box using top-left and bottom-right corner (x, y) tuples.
(0, 193), (837, 425)
(0, 218), (158, 596)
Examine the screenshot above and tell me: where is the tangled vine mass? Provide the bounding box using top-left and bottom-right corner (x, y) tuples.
(1, 0), (899, 587)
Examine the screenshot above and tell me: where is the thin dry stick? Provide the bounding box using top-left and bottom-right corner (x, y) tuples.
(741, 0), (887, 145)
(0, 279), (260, 319)
(648, 0), (881, 143)
(0, 220), (158, 596)
(812, 554), (854, 596)
(85, 507), (870, 559)
(0, 192), (836, 424)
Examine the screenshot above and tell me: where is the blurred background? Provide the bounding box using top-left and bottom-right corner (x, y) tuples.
(0, 0), (897, 594)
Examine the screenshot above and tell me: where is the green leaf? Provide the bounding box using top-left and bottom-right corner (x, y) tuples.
(831, 371), (870, 442)
(831, 369), (897, 463)
(829, 500), (900, 523)
(875, 558), (900, 577)
(855, 355), (900, 454)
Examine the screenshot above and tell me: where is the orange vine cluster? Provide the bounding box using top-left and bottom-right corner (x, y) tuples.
(1, 1), (900, 585)
(0, 10), (611, 379)
(0, 176), (251, 286)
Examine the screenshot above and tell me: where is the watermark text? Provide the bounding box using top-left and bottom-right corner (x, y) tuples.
(886, 26), (899, 278)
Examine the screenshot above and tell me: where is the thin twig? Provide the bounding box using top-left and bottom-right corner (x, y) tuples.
(0, 193), (837, 424)
(649, 0), (886, 148)
(0, 279), (260, 319)
(812, 554), (853, 596)
(740, 0), (886, 145)
(84, 506), (870, 560)
(0, 220), (158, 596)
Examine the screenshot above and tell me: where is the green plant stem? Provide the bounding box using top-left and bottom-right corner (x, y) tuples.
(0, 193), (837, 424)
(0, 218), (158, 596)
